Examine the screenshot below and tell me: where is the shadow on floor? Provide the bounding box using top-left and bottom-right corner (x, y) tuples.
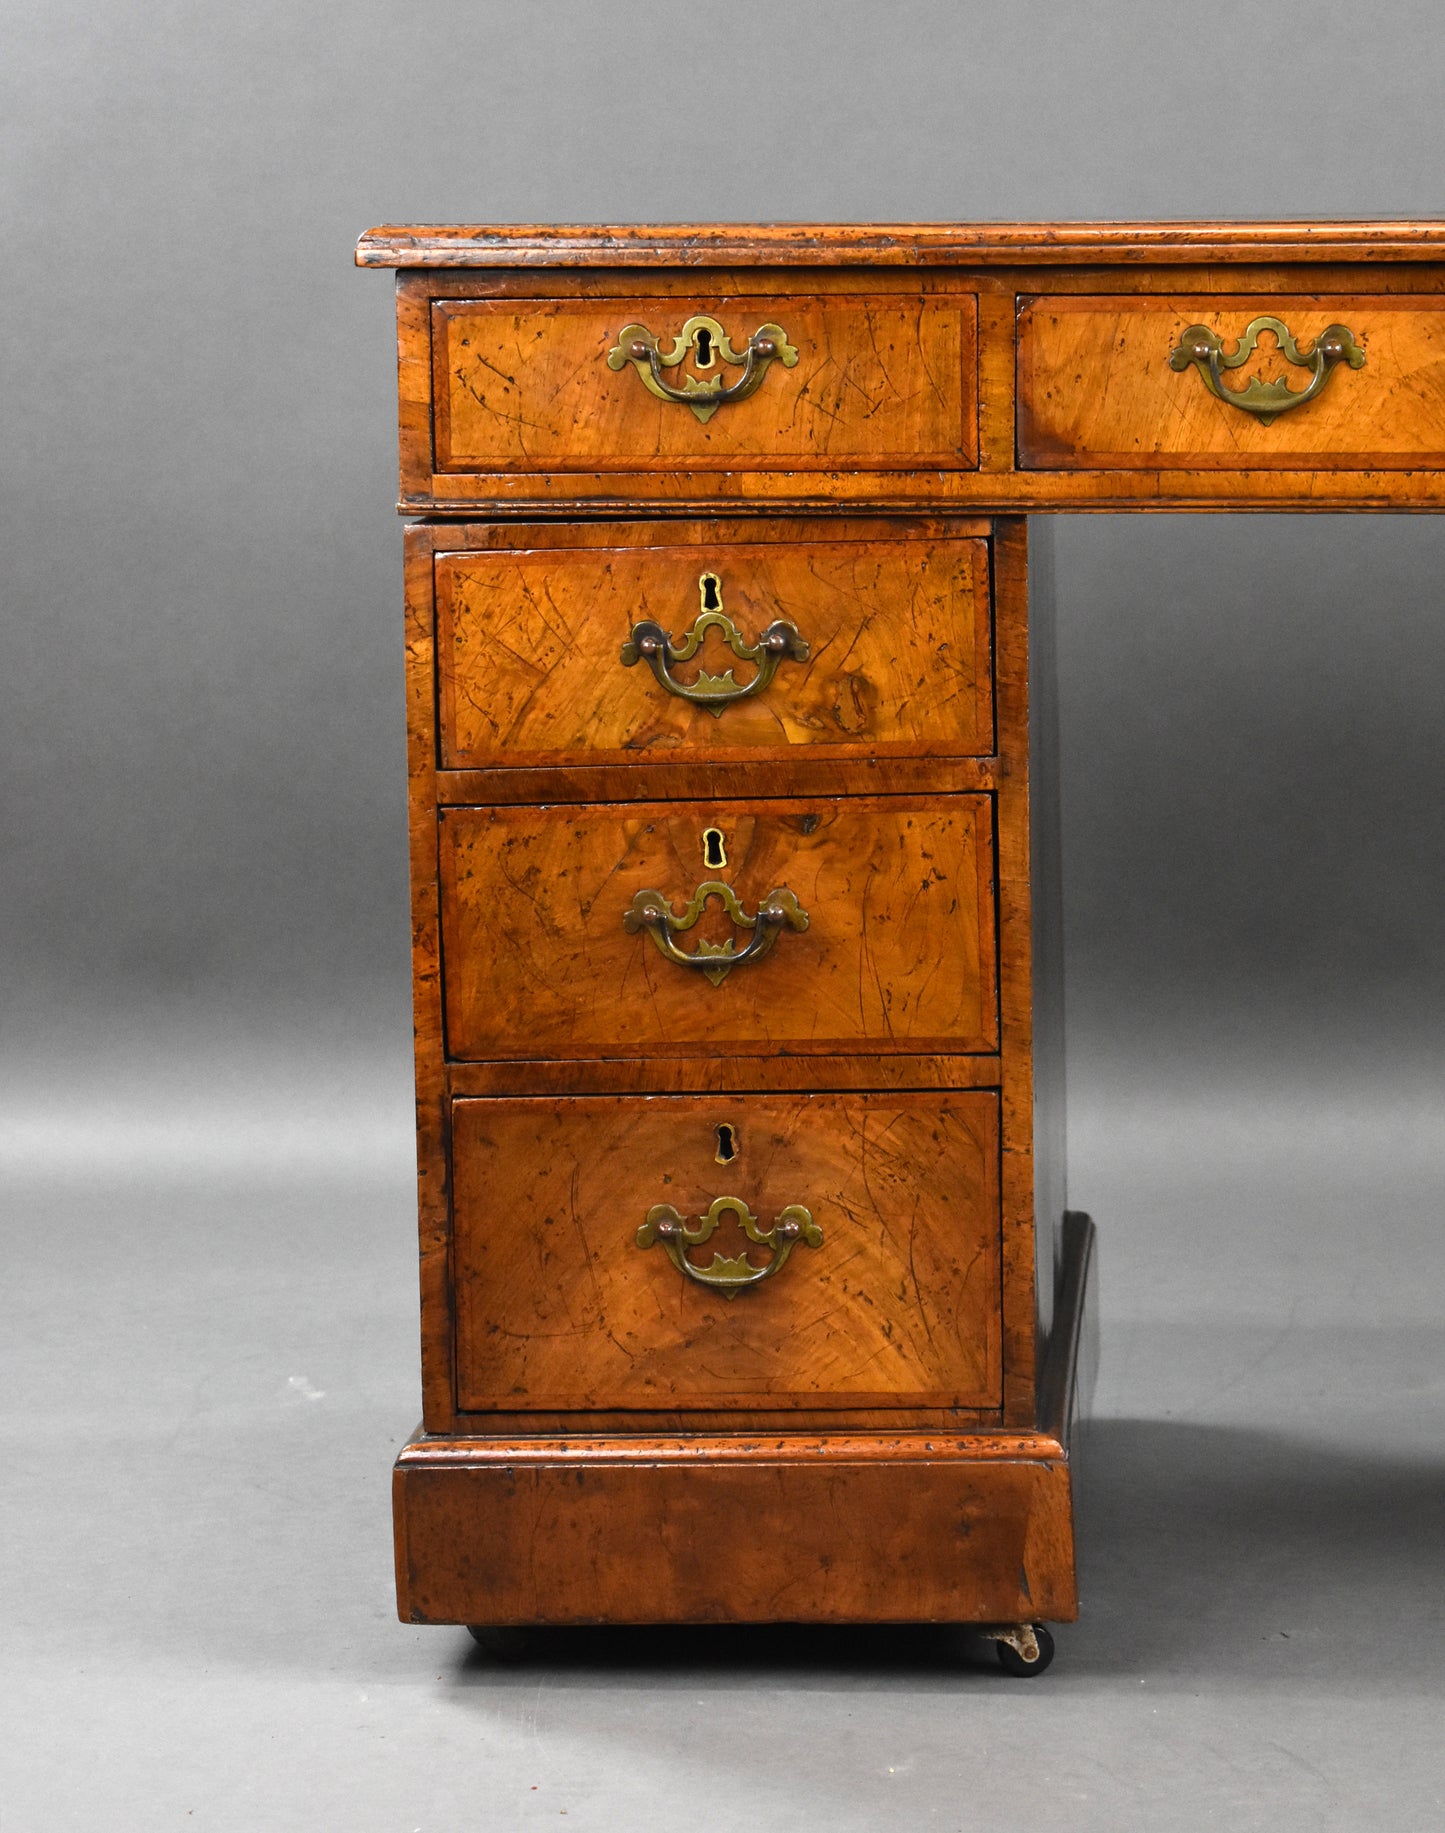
(449, 1418), (1445, 1694)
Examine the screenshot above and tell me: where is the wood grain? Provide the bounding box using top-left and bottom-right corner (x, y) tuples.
(390, 262), (1445, 512)
(359, 219), (1445, 267)
(1026, 521), (1067, 1361)
(394, 1212), (1095, 1623)
(436, 533), (993, 767)
(990, 521), (1039, 1426)
(394, 1431), (1076, 1625)
(403, 464), (1445, 514)
(438, 795), (998, 1060)
(435, 756), (1002, 808)
(364, 217), (1445, 1640)
(445, 1051), (1004, 1098)
(409, 259), (1445, 301)
(402, 528), (455, 1432)
(1018, 294), (1445, 467)
(432, 293), (977, 471)
(450, 1090), (1001, 1411)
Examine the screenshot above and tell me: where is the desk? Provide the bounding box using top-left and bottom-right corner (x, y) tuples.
(356, 222), (1444, 1674)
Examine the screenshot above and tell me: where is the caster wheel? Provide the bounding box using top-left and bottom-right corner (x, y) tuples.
(466, 1625), (531, 1663)
(995, 1623), (1055, 1677)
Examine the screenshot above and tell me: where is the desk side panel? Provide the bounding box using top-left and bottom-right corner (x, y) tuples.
(991, 520), (1039, 1425)
(1027, 519), (1068, 1348)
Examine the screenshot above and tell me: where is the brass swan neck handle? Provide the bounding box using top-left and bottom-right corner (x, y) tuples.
(620, 572), (809, 714)
(606, 315), (798, 424)
(636, 1196), (822, 1295)
(623, 880), (809, 987)
(1168, 316), (1365, 425)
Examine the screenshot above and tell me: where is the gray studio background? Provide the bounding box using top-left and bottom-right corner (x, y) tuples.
(4, 3), (1443, 1829)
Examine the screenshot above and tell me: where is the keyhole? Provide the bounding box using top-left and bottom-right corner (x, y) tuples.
(715, 1123), (738, 1164)
(700, 572), (721, 611)
(694, 326), (714, 368)
(702, 827), (727, 869)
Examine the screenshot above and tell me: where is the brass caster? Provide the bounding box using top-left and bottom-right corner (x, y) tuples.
(977, 1621), (1056, 1677)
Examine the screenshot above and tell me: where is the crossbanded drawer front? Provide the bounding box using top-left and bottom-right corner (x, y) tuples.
(450, 1090), (1002, 1412)
(436, 532), (994, 768)
(438, 796), (998, 1060)
(1017, 294), (1445, 469)
(431, 293), (978, 474)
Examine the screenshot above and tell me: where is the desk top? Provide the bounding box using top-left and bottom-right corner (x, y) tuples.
(357, 220), (1445, 268)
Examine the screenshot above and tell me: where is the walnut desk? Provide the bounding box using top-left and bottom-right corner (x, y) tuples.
(357, 221), (1445, 1676)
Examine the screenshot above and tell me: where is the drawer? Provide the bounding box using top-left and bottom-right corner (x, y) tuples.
(436, 527), (993, 767)
(450, 1090), (1002, 1411)
(1017, 294), (1445, 468)
(431, 292), (978, 474)
(439, 796), (998, 1060)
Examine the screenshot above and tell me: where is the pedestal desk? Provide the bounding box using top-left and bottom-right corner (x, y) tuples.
(357, 221), (1445, 1675)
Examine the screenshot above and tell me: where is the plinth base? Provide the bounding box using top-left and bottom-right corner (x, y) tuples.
(394, 1216), (1094, 1630)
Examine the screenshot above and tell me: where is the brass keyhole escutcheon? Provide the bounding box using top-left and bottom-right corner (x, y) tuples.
(714, 1122), (738, 1164)
(702, 827), (727, 870)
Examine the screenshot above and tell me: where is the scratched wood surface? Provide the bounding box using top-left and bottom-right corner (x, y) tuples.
(450, 1091), (1001, 1411)
(1018, 294), (1445, 466)
(394, 1441), (1076, 1625)
(989, 521), (1039, 1428)
(445, 1051), (1004, 1099)
(432, 293), (977, 471)
(359, 219), (1445, 267)
(436, 533), (993, 766)
(400, 531), (455, 1429)
(438, 795), (997, 1059)
(394, 1209), (1094, 1622)
(436, 756), (1001, 807)
(363, 220), (1445, 1635)
(389, 256), (1445, 511)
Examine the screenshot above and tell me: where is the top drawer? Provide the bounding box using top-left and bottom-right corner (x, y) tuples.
(425, 290), (978, 489)
(1017, 294), (1445, 469)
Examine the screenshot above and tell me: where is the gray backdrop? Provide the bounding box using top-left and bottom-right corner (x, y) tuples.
(5, 3), (1443, 1829)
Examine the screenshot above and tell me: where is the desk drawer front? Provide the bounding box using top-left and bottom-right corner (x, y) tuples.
(439, 796), (998, 1060)
(451, 1090), (1002, 1412)
(432, 293), (978, 474)
(1018, 294), (1445, 469)
(436, 532), (993, 767)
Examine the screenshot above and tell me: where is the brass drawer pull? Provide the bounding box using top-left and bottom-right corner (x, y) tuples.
(606, 314), (798, 424)
(623, 880), (809, 987)
(1168, 315), (1365, 425)
(636, 1195), (822, 1295)
(621, 571), (809, 714)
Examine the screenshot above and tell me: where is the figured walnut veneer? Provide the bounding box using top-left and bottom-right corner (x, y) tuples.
(362, 219), (1445, 1643)
(433, 293), (977, 473)
(450, 1091), (1002, 1412)
(438, 795), (997, 1060)
(1018, 294), (1445, 468)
